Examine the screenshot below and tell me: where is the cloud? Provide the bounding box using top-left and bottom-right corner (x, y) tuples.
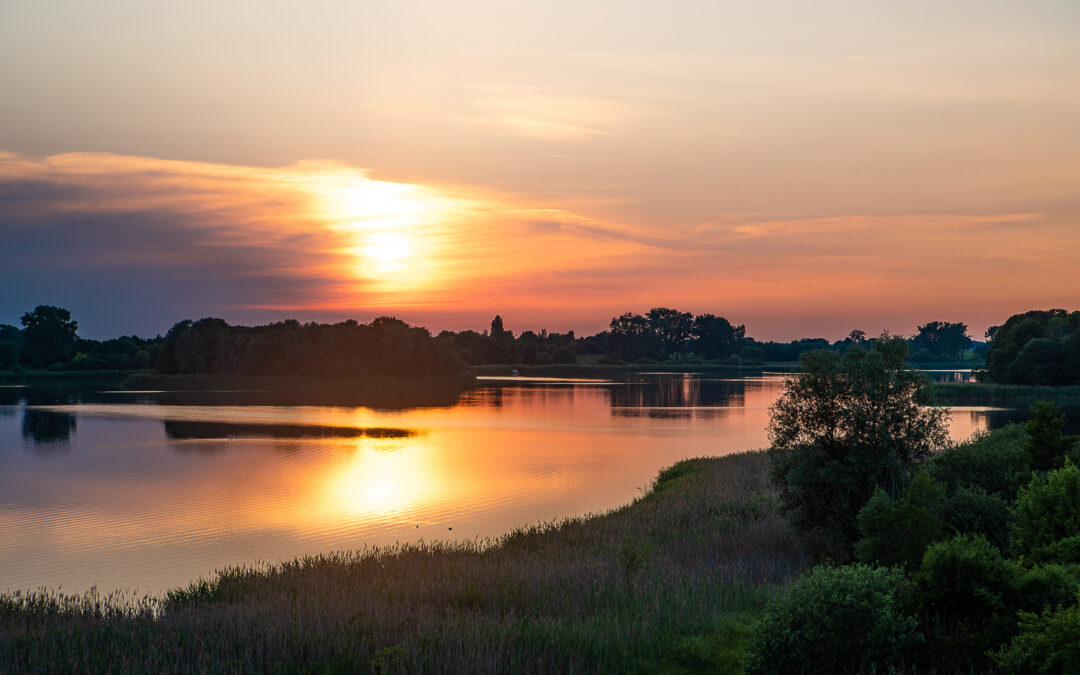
(464, 85), (632, 140)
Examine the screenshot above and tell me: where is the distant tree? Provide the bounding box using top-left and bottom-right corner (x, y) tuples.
(911, 321), (972, 361)
(646, 307), (693, 359)
(691, 314), (745, 359)
(983, 309), (1080, 385)
(20, 305), (78, 365)
(768, 337), (950, 547)
(608, 312), (651, 362)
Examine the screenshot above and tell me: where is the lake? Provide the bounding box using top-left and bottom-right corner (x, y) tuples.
(0, 371), (1036, 595)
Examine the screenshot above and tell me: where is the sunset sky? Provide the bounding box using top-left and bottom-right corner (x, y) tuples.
(1, 1), (1078, 340)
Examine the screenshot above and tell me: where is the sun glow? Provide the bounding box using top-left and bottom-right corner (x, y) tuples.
(311, 171), (452, 288)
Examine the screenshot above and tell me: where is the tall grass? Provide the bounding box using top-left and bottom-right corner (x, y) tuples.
(0, 451), (816, 673)
(931, 383), (1080, 407)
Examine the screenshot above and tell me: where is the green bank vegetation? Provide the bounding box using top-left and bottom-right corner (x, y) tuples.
(753, 339), (1080, 673)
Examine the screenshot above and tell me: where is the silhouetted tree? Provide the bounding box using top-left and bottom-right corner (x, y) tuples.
(20, 305), (78, 365)
(768, 337), (950, 548)
(910, 321), (972, 361)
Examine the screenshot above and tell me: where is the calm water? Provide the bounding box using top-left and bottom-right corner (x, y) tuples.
(0, 371), (1032, 595)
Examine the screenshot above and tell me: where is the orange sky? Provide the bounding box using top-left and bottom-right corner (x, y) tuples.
(1, 2), (1078, 339)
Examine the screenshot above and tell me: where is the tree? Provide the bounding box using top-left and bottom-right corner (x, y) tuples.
(691, 314), (745, 359)
(645, 307), (693, 359)
(768, 336), (950, 547)
(608, 312), (651, 362)
(20, 305), (78, 365)
(911, 321), (972, 361)
(1024, 401), (1075, 470)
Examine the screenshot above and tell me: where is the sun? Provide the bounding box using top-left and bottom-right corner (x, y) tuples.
(310, 170), (448, 285)
(363, 231), (413, 274)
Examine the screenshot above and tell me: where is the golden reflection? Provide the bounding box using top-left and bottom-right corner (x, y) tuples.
(323, 438), (438, 517)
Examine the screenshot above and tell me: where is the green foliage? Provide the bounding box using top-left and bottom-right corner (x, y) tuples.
(1011, 461), (1080, 562)
(985, 309), (1080, 385)
(926, 424), (1031, 500)
(916, 535), (1018, 670)
(744, 564), (922, 675)
(1026, 401), (1077, 471)
(855, 473), (949, 569)
(995, 598), (1080, 674)
(768, 337), (950, 547)
(938, 485), (1011, 550)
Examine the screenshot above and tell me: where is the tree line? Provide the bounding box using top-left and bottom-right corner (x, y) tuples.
(8, 303), (1078, 379)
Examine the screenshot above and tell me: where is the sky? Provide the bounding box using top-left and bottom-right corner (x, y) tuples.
(1, 1), (1078, 340)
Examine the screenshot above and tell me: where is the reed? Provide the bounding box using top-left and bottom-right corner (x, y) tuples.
(0, 451), (817, 673)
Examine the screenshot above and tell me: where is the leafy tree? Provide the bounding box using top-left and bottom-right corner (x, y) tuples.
(855, 472), (949, 570)
(995, 599), (1080, 673)
(768, 337), (950, 547)
(645, 307), (693, 359)
(690, 313), (744, 359)
(1010, 461), (1080, 562)
(917, 535), (1018, 671)
(910, 321), (972, 361)
(20, 305), (79, 365)
(984, 309), (1080, 385)
(608, 312), (651, 362)
(1025, 401), (1076, 470)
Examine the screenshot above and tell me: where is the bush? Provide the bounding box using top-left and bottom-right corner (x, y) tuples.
(551, 347), (576, 364)
(916, 535), (1017, 669)
(926, 425), (1031, 500)
(938, 485), (1011, 551)
(855, 473), (948, 570)
(535, 351), (553, 365)
(744, 564), (921, 675)
(1026, 401), (1076, 471)
(1011, 461), (1080, 562)
(995, 599), (1080, 674)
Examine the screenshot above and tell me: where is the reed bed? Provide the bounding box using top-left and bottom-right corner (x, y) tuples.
(931, 382), (1080, 407)
(1, 451), (817, 673)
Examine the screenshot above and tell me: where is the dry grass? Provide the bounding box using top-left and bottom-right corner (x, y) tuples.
(1, 451), (818, 673)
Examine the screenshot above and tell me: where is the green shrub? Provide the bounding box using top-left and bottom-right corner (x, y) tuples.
(995, 598), (1080, 674)
(926, 425), (1031, 500)
(744, 564), (922, 675)
(938, 485), (1011, 551)
(1014, 564), (1080, 616)
(1026, 401), (1077, 471)
(916, 535), (1017, 670)
(855, 473), (948, 570)
(1011, 461), (1080, 562)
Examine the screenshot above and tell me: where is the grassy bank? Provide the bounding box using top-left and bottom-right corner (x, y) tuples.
(931, 382), (1080, 407)
(0, 451), (816, 673)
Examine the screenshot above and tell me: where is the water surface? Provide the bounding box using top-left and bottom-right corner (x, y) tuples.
(0, 371), (1042, 595)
